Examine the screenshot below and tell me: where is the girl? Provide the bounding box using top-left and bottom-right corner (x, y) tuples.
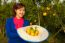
(6, 3), (30, 43)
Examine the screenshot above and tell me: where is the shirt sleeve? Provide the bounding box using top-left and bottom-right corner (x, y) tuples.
(5, 18), (19, 39)
(23, 20), (30, 27)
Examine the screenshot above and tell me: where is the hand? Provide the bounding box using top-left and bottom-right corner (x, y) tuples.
(30, 22), (32, 26)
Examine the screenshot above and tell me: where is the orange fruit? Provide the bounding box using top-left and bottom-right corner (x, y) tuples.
(53, 13), (56, 16)
(26, 27), (31, 35)
(35, 30), (39, 36)
(43, 12), (47, 16)
(30, 30), (35, 36)
(46, 7), (50, 10)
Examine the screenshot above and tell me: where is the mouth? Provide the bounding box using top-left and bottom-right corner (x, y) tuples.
(19, 13), (22, 14)
(19, 13), (24, 16)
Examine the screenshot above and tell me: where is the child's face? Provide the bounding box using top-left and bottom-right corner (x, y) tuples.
(15, 7), (25, 18)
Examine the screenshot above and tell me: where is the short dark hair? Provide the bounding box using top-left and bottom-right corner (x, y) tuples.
(13, 3), (25, 16)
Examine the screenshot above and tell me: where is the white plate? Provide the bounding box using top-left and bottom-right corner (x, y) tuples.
(17, 25), (49, 42)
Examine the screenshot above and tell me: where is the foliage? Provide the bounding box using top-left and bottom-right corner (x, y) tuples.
(0, 0), (65, 43)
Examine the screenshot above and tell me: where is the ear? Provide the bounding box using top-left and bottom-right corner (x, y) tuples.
(15, 9), (17, 12)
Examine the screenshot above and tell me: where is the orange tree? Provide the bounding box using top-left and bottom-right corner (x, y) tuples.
(0, 0), (65, 43)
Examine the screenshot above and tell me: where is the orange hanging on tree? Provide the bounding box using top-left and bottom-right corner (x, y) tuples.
(43, 12), (47, 16)
(46, 7), (50, 10)
(53, 13), (56, 16)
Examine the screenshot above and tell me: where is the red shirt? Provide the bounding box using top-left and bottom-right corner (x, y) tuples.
(13, 17), (24, 29)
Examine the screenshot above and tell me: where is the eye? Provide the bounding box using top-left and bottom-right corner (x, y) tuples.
(23, 9), (25, 11)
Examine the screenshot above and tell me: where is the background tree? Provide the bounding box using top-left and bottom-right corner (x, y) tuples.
(0, 0), (65, 43)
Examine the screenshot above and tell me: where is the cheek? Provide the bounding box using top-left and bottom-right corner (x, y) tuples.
(23, 11), (25, 14)
(16, 10), (20, 14)
(20, 11), (25, 15)
(19, 11), (25, 17)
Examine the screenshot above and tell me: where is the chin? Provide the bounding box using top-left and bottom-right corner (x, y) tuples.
(20, 16), (23, 18)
